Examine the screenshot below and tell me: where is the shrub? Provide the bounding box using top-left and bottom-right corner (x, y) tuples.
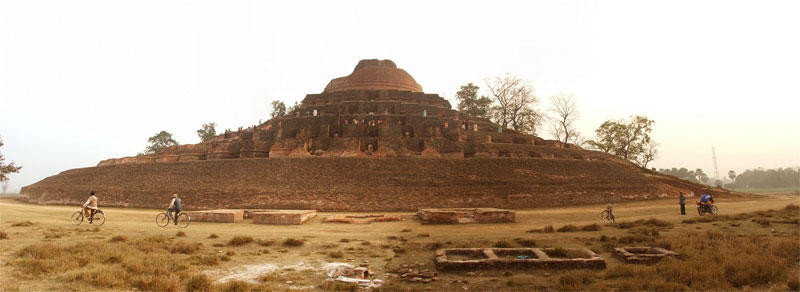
(283, 238), (304, 247)
(256, 239), (275, 246)
(209, 233), (219, 239)
(219, 280), (251, 292)
(556, 225), (579, 232)
(426, 242), (443, 250)
(401, 228), (412, 232)
(340, 238), (351, 243)
(515, 239), (537, 247)
(11, 221), (34, 227)
(0, 231), (7, 239)
(329, 250), (344, 258)
(170, 241), (200, 254)
(617, 222), (635, 229)
(192, 255), (219, 266)
(493, 240), (512, 248)
(361, 241), (371, 246)
(784, 203), (799, 211)
(186, 274), (212, 292)
(110, 235), (127, 242)
(417, 233), (430, 238)
(131, 274), (180, 292)
(176, 231), (186, 237)
(226, 250), (236, 256)
(227, 236), (253, 246)
(581, 224), (602, 231)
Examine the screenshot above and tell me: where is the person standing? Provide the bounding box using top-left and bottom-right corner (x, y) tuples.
(679, 192), (686, 215)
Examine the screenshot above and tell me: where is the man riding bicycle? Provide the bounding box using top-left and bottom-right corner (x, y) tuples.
(167, 194), (182, 225)
(82, 191), (98, 223)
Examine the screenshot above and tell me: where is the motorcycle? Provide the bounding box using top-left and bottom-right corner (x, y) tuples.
(697, 202), (718, 216)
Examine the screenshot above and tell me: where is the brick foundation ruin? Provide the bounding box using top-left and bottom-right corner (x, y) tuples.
(614, 247), (679, 263)
(323, 214), (403, 224)
(184, 209), (244, 223)
(435, 248), (606, 270)
(418, 208), (515, 224)
(251, 210), (316, 225)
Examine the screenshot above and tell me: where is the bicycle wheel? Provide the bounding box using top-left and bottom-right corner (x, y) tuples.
(600, 210), (612, 223)
(156, 213), (170, 227)
(71, 211), (84, 226)
(710, 205), (719, 215)
(177, 213), (190, 228)
(697, 206), (705, 216)
(92, 211), (106, 226)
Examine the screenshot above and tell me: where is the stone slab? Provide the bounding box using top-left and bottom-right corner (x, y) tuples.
(185, 209), (244, 223)
(323, 214), (403, 224)
(251, 210), (317, 225)
(418, 208), (515, 224)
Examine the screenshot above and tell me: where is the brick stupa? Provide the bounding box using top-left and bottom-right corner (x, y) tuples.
(21, 59), (741, 211)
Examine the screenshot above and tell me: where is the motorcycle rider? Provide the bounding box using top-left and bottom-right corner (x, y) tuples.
(698, 193), (714, 212)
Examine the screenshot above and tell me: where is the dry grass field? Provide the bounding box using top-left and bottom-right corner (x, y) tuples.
(1, 193), (798, 291)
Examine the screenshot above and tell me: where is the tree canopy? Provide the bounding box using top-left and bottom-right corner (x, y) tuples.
(270, 100), (287, 119)
(143, 131), (178, 155)
(0, 136), (22, 184)
(588, 115), (657, 167)
(196, 122), (217, 142)
(486, 74), (544, 135)
(455, 83), (493, 119)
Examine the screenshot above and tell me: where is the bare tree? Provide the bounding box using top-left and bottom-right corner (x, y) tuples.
(486, 74), (543, 134)
(548, 93), (579, 144)
(636, 140), (659, 168)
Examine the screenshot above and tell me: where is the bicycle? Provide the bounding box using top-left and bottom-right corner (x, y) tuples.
(600, 204), (616, 224)
(156, 210), (190, 228)
(71, 209), (106, 226)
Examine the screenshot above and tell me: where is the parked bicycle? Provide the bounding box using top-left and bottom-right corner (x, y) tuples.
(71, 209), (105, 226)
(156, 210), (190, 228)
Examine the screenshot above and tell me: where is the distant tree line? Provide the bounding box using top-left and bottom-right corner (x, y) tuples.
(726, 167), (799, 189)
(658, 168), (711, 184)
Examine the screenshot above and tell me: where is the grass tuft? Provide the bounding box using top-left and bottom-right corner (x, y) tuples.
(227, 236), (253, 246)
(208, 233), (218, 239)
(556, 225), (579, 232)
(329, 250), (344, 258)
(11, 221), (35, 227)
(283, 238), (304, 247)
(176, 231), (186, 237)
(580, 224), (602, 231)
(0, 231), (8, 240)
(110, 235), (127, 242)
(186, 274), (212, 292)
(170, 241), (200, 254)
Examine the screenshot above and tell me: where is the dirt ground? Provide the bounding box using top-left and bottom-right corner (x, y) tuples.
(0, 193), (798, 291)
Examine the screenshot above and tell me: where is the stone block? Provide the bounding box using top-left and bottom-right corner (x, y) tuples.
(435, 248), (605, 271)
(614, 247), (679, 264)
(185, 209), (244, 223)
(251, 210), (317, 225)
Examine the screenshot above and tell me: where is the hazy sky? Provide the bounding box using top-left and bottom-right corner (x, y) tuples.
(2, 0), (798, 192)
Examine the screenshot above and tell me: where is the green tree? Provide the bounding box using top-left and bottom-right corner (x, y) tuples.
(588, 115), (656, 167)
(143, 131), (178, 154)
(0, 136), (22, 190)
(455, 83), (493, 119)
(728, 170), (736, 183)
(270, 100), (287, 119)
(196, 122), (217, 142)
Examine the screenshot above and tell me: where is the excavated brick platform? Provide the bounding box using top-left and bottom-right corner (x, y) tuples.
(184, 209), (244, 223)
(418, 208), (515, 224)
(323, 214), (403, 224)
(435, 248), (605, 270)
(251, 210), (317, 225)
(614, 247), (679, 263)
